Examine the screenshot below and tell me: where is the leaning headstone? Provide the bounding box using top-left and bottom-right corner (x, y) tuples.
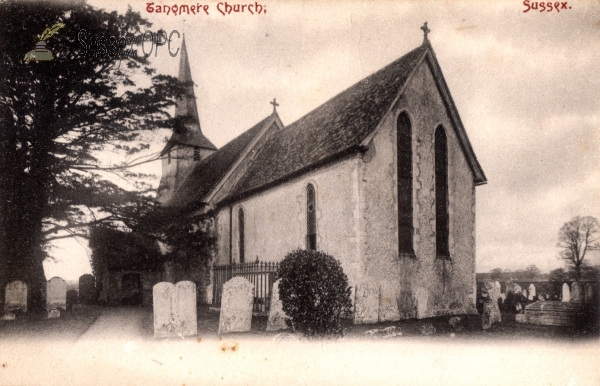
(528, 284), (536, 301)
(78, 274), (96, 304)
(562, 283), (570, 302)
(46, 277), (67, 311)
(174, 281), (197, 337)
(267, 279), (288, 331)
(482, 281), (501, 330)
(218, 277), (254, 334)
(353, 281), (379, 324)
(4, 281), (27, 313)
(153, 282), (175, 338)
(570, 282), (582, 303)
(379, 282), (400, 322)
(584, 283), (594, 304)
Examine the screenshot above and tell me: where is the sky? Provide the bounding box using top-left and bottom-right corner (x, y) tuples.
(43, 0), (600, 280)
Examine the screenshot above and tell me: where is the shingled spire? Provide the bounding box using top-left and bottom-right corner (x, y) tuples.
(162, 35), (216, 154)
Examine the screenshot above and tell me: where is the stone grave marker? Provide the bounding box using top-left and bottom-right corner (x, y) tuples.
(482, 281), (501, 330)
(353, 281), (379, 324)
(528, 284), (536, 300)
(522, 288), (528, 299)
(570, 282), (582, 303)
(78, 274), (96, 304)
(562, 283), (570, 302)
(153, 282), (175, 338)
(379, 282), (400, 322)
(218, 277), (254, 334)
(584, 283), (594, 304)
(46, 276), (67, 312)
(66, 289), (78, 311)
(494, 281), (501, 297)
(267, 279), (288, 331)
(4, 280), (27, 313)
(47, 309), (60, 319)
(513, 283), (522, 295)
(506, 281), (514, 293)
(174, 281), (197, 337)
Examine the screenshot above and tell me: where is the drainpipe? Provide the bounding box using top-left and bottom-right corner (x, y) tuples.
(229, 206), (233, 265)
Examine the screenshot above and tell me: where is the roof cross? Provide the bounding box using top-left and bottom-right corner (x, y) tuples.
(270, 98), (279, 113)
(421, 22), (430, 43)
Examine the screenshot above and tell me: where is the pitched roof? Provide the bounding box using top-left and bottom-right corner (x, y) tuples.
(160, 36), (216, 156)
(169, 114), (276, 208)
(225, 45), (428, 201)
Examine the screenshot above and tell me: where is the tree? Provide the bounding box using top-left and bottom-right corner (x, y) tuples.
(524, 264), (541, 281)
(0, 1), (185, 310)
(489, 268), (503, 281)
(557, 216), (600, 280)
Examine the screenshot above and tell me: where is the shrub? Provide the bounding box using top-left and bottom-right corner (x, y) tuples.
(277, 249), (352, 338)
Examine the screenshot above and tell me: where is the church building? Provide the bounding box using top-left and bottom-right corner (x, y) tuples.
(158, 25), (487, 321)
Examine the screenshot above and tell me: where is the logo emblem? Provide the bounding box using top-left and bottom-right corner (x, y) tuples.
(24, 22), (65, 62)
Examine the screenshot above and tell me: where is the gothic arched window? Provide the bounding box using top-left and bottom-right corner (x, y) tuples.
(306, 184), (317, 250)
(397, 112), (414, 255)
(238, 208), (245, 263)
(435, 126), (450, 258)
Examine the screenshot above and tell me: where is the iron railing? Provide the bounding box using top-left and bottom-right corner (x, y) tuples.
(212, 261), (280, 314)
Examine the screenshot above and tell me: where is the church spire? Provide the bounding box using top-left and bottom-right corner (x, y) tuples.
(169, 34), (216, 150)
(176, 35), (200, 133)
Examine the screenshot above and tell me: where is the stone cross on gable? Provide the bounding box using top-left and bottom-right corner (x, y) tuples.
(421, 22), (431, 42)
(270, 98), (279, 113)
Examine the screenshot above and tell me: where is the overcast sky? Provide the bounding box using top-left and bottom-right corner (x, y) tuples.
(44, 0), (600, 280)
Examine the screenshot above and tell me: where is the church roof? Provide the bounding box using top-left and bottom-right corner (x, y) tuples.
(160, 36), (216, 156)
(224, 45), (428, 201)
(169, 114), (276, 208)
(166, 39), (487, 210)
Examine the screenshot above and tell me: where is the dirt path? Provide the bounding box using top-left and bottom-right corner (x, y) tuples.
(76, 306), (152, 342)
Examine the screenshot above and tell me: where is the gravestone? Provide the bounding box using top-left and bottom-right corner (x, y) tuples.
(482, 281), (501, 330)
(66, 289), (78, 311)
(4, 281), (27, 313)
(153, 282), (174, 338)
(379, 282), (400, 322)
(174, 281), (197, 337)
(570, 282), (582, 303)
(562, 283), (570, 302)
(506, 281), (514, 293)
(516, 301), (582, 327)
(46, 277), (67, 311)
(47, 309), (60, 319)
(206, 284), (213, 304)
(584, 283), (594, 304)
(522, 288), (528, 299)
(78, 274), (96, 304)
(1, 312), (15, 321)
(528, 284), (536, 301)
(267, 279), (288, 331)
(218, 277), (254, 334)
(494, 281), (501, 298)
(153, 281), (198, 338)
(353, 281), (379, 324)
(513, 283), (522, 295)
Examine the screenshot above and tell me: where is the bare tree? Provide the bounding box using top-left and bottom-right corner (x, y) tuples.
(557, 216), (600, 280)
(524, 265), (541, 280)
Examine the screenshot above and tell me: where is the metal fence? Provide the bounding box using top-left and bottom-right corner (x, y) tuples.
(212, 261), (280, 314)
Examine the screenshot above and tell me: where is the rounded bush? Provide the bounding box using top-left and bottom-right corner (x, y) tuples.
(277, 249), (352, 337)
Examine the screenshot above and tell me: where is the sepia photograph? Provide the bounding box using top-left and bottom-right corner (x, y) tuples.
(0, 0), (599, 384)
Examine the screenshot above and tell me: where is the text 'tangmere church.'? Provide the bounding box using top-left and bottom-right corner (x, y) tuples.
(158, 26), (487, 321)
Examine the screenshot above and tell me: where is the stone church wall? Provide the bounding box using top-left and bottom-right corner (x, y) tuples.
(214, 157), (363, 291)
(361, 58), (477, 319)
